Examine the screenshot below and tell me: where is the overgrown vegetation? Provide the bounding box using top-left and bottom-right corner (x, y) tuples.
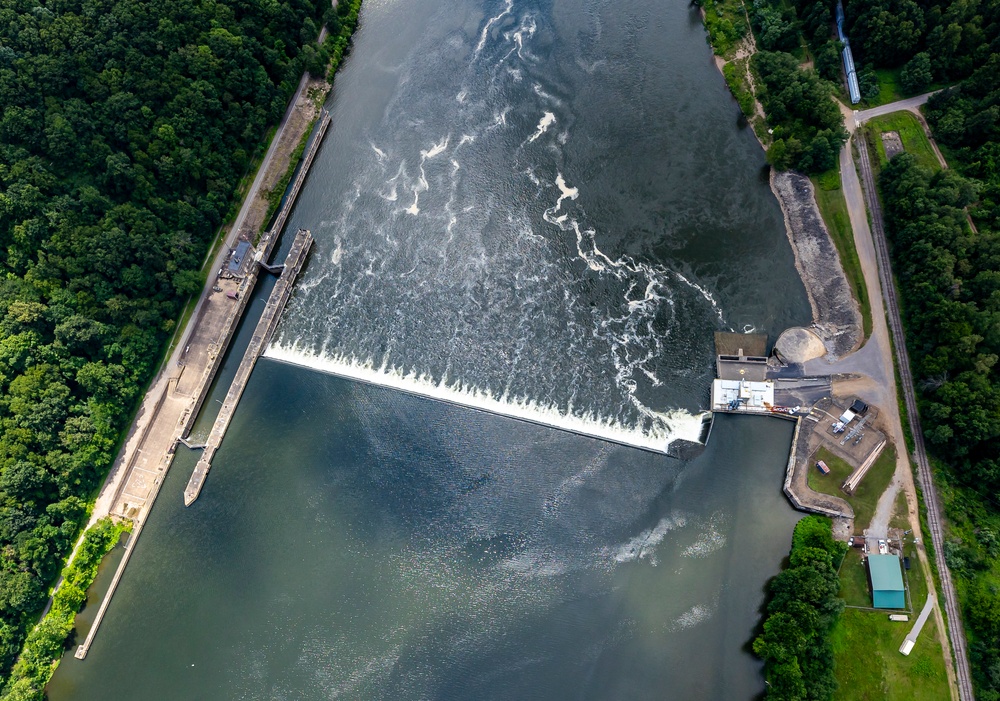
(0, 0), (362, 684)
(264, 127), (312, 229)
(753, 51), (847, 173)
(722, 60), (755, 117)
(1, 518), (130, 700)
(753, 516), (847, 700)
(697, 0), (749, 57)
(699, 0), (849, 174)
(841, 0), (998, 102)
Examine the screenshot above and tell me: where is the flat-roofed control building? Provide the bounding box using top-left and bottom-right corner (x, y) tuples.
(868, 554), (906, 609)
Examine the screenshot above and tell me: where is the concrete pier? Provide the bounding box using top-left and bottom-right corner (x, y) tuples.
(184, 229), (313, 505)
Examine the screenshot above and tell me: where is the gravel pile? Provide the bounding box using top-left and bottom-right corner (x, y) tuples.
(771, 170), (862, 360)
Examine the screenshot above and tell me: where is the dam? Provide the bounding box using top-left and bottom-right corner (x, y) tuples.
(49, 0), (818, 696)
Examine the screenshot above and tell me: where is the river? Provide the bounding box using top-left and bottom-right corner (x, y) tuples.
(48, 0), (812, 697)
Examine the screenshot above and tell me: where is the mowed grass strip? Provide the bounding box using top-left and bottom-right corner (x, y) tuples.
(807, 443), (897, 530)
(812, 165), (872, 338)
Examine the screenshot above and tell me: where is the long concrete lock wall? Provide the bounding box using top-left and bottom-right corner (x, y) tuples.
(184, 229), (313, 505)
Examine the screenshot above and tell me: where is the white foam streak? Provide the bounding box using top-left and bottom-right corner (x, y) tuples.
(673, 603), (715, 630)
(605, 515), (686, 565)
(474, 0), (513, 56)
(674, 271), (725, 324)
(264, 344), (705, 453)
(404, 136), (450, 216)
(528, 112), (556, 142)
(553, 173), (578, 210)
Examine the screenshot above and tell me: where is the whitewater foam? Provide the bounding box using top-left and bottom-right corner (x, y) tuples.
(672, 603), (715, 630)
(528, 112), (556, 142)
(264, 344), (707, 453)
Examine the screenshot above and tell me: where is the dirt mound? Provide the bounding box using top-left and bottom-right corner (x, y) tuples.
(775, 327), (827, 363)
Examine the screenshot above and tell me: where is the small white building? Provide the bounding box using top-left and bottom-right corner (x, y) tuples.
(711, 379), (775, 413)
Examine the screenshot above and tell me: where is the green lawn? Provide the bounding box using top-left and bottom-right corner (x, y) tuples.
(808, 444), (897, 530)
(866, 111), (942, 173)
(839, 547), (872, 607)
(812, 165), (872, 339)
(831, 608), (951, 701)
(833, 537), (949, 700)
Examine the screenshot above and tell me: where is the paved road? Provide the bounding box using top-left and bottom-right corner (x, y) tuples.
(854, 91), (939, 125)
(849, 96), (976, 701)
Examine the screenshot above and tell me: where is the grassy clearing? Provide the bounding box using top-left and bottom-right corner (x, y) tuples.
(831, 607), (950, 701)
(862, 68), (906, 108)
(866, 111), (942, 173)
(808, 444), (897, 530)
(832, 542), (946, 701)
(812, 165), (872, 339)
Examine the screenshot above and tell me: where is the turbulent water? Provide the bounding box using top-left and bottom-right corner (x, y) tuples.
(267, 0), (810, 450)
(47, 0), (816, 699)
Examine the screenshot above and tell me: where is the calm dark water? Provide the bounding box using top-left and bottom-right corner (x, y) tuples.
(48, 0), (812, 697)
(51, 369), (801, 700)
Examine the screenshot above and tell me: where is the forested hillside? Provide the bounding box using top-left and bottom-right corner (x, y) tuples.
(870, 7), (1000, 698)
(0, 0), (337, 679)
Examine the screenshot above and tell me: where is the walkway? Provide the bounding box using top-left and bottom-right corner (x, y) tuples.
(905, 593), (937, 650)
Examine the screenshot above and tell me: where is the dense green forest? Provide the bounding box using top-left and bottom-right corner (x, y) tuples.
(863, 3), (1000, 696)
(699, 0), (848, 173)
(845, 0), (1000, 85)
(753, 516), (847, 700)
(752, 50), (846, 173)
(0, 0), (355, 684)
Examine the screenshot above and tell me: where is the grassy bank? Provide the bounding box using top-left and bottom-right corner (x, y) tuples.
(1, 519), (131, 701)
(263, 124), (313, 233)
(811, 166), (872, 339)
(808, 444), (897, 530)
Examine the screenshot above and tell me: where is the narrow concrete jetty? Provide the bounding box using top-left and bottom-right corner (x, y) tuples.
(183, 229), (313, 506)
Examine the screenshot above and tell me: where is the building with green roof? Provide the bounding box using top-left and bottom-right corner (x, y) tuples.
(867, 554), (906, 609)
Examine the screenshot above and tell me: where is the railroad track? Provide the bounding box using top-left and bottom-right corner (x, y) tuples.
(854, 129), (975, 701)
